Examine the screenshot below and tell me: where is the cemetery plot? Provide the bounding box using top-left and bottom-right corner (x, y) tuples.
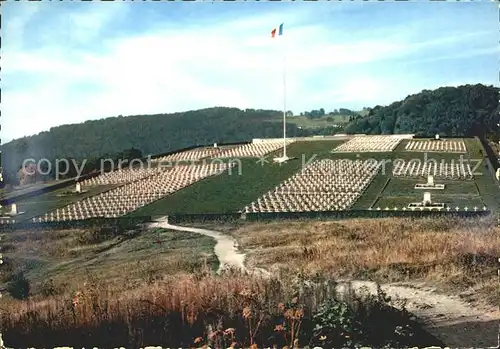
(34, 163), (233, 222)
(383, 178), (479, 196)
(405, 139), (466, 153)
(392, 159), (473, 180)
(414, 175), (445, 190)
(129, 140), (347, 216)
(243, 159), (380, 213)
(370, 177), (485, 211)
(152, 147), (223, 163)
(332, 135), (406, 153)
(373, 194), (485, 212)
(80, 167), (166, 186)
(215, 139), (295, 158)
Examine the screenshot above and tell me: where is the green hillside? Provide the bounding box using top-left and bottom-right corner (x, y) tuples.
(1, 108), (334, 185)
(344, 84), (499, 137)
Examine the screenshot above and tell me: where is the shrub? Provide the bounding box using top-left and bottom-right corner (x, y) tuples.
(7, 271), (30, 300)
(39, 278), (64, 297)
(309, 298), (363, 348)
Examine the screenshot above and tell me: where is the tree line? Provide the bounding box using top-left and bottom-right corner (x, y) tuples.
(344, 84), (499, 139)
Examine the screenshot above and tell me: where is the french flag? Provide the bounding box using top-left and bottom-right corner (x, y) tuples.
(271, 23), (283, 38)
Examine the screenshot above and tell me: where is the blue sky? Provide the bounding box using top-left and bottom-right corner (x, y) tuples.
(2, 1), (498, 142)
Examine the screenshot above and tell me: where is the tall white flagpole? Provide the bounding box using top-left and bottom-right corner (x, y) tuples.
(282, 24), (287, 159)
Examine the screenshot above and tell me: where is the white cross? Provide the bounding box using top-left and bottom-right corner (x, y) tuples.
(464, 207), (468, 211)
(455, 206), (460, 211)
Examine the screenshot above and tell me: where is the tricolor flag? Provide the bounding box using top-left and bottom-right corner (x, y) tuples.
(271, 23), (283, 38)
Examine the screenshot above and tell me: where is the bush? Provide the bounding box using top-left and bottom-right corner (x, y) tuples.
(39, 278), (64, 297)
(309, 298), (363, 348)
(77, 225), (140, 245)
(7, 272), (30, 300)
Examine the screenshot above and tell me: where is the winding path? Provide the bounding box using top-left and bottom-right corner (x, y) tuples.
(150, 217), (270, 277)
(149, 217), (499, 347)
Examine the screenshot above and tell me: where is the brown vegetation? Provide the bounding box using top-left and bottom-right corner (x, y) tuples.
(231, 216), (500, 307)
(2, 216), (496, 347)
(1, 268), (441, 348)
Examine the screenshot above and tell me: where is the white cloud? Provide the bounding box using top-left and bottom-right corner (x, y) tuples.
(2, 4), (497, 142)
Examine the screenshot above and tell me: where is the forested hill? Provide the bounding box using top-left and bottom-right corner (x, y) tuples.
(345, 84), (499, 138)
(1, 107), (334, 184)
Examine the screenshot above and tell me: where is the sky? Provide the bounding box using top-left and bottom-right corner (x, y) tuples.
(2, 1), (498, 143)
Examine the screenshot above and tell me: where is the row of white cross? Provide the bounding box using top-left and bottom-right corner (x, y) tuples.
(33, 163), (233, 222)
(405, 140), (467, 153)
(332, 135), (405, 153)
(369, 206), (487, 212)
(215, 139), (295, 158)
(81, 167), (164, 186)
(244, 159), (379, 213)
(153, 147), (221, 163)
(393, 160), (474, 180)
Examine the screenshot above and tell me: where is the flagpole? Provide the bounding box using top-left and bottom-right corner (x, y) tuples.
(282, 24), (287, 159)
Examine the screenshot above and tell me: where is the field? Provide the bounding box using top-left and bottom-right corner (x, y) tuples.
(2, 216), (498, 347)
(0, 224), (218, 297)
(2, 136), (499, 223)
(226, 217), (499, 307)
(274, 115), (349, 129)
(130, 140), (346, 215)
(131, 137), (500, 215)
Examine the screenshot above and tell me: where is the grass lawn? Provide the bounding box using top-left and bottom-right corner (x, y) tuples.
(268, 115), (350, 129)
(5, 185), (119, 222)
(130, 141), (346, 215)
(373, 195), (485, 210)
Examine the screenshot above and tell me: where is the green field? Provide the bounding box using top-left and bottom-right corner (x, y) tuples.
(131, 137), (500, 215)
(272, 115), (349, 129)
(372, 177), (485, 210)
(130, 140), (346, 215)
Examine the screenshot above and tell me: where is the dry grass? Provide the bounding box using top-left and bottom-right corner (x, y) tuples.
(1, 268), (440, 348)
(232, 216), (500, 306)
(1, 216), (496, 347)
(0, 225), (218, 298)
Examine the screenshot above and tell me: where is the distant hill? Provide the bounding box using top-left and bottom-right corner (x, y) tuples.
(0, 107), (337, 184)
(344, 84), (499, 138)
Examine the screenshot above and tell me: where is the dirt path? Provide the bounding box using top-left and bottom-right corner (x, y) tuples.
(337, 280), (499, 347)
(151, 218), (499, 347)
(151, 218), (270, 277)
